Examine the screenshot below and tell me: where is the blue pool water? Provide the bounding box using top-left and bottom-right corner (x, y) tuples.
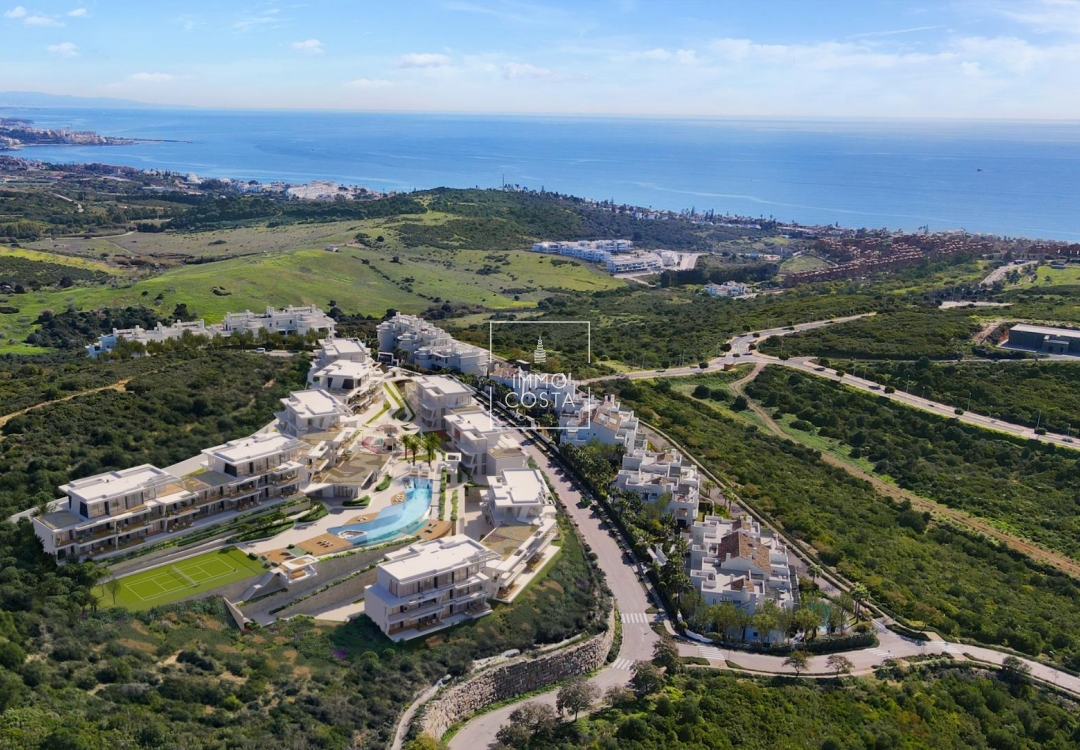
(329, 478), (432, 545)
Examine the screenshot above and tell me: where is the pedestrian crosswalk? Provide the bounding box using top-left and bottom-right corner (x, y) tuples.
(621, 612), (649, 624)
(868, 648), (894, 658)
(697, 645), (726, 661)
(610, 658), (635, 671)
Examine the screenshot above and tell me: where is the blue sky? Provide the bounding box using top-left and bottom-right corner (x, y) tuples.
(2, 0), (1080, 117)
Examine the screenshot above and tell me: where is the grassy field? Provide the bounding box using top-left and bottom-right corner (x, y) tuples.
(1015, 264), (1080, 288)
(0, 225), (626, 354)
(96, 548), (266, 611)
(0, 244), (120, 274)
(779, 254), (832, 274)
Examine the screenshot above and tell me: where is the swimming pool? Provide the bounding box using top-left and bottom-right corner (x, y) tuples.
(328, 477), (433, 545)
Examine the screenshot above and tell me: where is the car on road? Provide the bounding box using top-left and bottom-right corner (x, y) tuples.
(254, 347), (266, 354)
(869, 385), (881, 390)
(814, 366), (826, 371)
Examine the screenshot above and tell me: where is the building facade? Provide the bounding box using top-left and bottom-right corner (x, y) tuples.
(614, 448), (700, 527)
(1007, 323), (1080, 355)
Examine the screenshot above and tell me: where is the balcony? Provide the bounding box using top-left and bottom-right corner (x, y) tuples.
(74, 524), (118, 543)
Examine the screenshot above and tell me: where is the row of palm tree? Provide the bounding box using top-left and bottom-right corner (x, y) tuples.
(400, 431), (443, 466)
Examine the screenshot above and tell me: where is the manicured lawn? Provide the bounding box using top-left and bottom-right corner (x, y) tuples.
(98, 547), (266, 611)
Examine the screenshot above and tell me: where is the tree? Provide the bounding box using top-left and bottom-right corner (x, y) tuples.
(1000, 656), (1032, 685)
(792, 607), (822, 641)
(784, 650), (809, 677)
(556, 676), (599, 721)
(630, 661), (664, 695)
(850, 583), (869, 621)
(751, 600), (781, 645)
(496, 702), (557, 748)
(710, 602), (743, 643)
(731, 395), (749, 411)
(827, 654), (853, 679)
(104, 577), (122, 607)
(401, 433), (420, 465)
(652, 636), (680, 673)
(604, 685), (635, 707)
(421, 431), (442, 466)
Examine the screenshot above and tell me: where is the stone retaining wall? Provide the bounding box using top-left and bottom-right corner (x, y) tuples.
(419, 615), (616, 740)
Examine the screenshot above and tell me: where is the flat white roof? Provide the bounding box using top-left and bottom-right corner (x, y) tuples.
(283, 389), (344, 418)
(313, 359), (376, 380)
(380, 534), (495, 582)
(203, 433), (302, 464)
(1011, 323), (1080, 338)
(415, 374), (472, 397)
(489, 468), (547, 508)
(60, 464), (175, 503)
(319, 337), (369, 358)
(445, 409), (498, 434)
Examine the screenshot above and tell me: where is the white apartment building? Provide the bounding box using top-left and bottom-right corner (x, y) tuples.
(365, 535), (499, 641)
(689, 515), (795, 640)
(443, 408), (530, 477)
(376, 313), (487, 375)
(276, 389), (352, 438)
(407, 375), (475, 431)
(308, 359), (381, 409)
(87, 305), (336, 358)
(607, 252), (663, 274)
(33, 434), (306, 560)
(310, 336), (373, 370)
(530, 240), (634, 261)
(86, 320), (216, 358)
(219, 305), (336, 338)
(33, 465), (195, 559)
(560, 394), (643, 451)
(614, 448), (700, 527)
(481, 468), (559, 602)
(705, 281), (749, 298)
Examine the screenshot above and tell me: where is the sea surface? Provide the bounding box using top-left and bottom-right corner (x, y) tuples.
(5, 107), (1080, 240)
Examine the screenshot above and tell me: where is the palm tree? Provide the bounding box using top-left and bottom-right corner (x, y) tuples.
(850, 583), (869, 621)
(401, 433), (420, 465)
(421, 432), (442, 467)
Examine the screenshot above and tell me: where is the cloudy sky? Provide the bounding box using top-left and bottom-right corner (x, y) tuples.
(2, 0), (1080, 118)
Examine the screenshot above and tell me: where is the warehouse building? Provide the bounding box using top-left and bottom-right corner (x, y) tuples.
(1007, 324), (1080, 355)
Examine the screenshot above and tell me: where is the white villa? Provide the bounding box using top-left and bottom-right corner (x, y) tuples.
(87, 305), (336, 358)
(365, 534), (499, 641)
(560, 394), (644, 451)
(310, 336), (373, 370)
(407, 374), (474, 431)
(480, 468), (559, 602)
(705, 281), (749, 298)
(308, 359), (381, 410)
(689, 515), (795, 640)
(376, 313), (487, 375)
(614, 448), (700, 527)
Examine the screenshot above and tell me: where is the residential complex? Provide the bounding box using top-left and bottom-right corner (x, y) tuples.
(560, 394), (644, 451)
(87, 305), (336, 357)
(365, 534), (499, 641)
(376, 313), (488, 375)
(407, 374), (475, 430)
(689, 515), (795, 641)
(607, 252), (663, 274)
(443, 408), (530, 476)
(530, 239), (635, 262)
(614, 448), (700, 527)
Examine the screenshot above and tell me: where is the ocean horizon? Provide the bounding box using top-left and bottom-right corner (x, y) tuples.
(5, 107), (1080, 241)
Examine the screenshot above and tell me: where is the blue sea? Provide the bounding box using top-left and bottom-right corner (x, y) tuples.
(5, 107), (1080, 240)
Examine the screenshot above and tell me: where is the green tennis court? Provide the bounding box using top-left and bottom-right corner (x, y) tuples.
(97, 548), (267, 611)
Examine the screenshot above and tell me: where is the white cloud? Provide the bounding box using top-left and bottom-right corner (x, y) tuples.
(398, 52), (452, 68)
(291, 38), (324, 54)
(346, 78), (392, 89)
(675, 48), (698, 64)
(128, 72), (175, 83)
(46, 41), (77, 57)
(24, 14), (62, 26)
(3, 5), (26, 18)
(502, 62), (554, 79)
(68, 8), (87, 17)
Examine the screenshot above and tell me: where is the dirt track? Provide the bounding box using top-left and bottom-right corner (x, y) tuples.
(0, 378), (133, 430)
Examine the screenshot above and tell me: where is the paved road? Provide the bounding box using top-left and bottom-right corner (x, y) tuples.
(583, 314), (1080, 453)
(446, 437), (658, 750)
(981, 260), (1036, 286)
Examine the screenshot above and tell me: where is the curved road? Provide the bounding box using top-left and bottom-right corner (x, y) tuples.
(584, 315), (1080, 453)
(446, 437), (658, 750)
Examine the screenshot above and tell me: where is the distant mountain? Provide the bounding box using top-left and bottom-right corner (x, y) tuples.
(0, 91), (191, 109)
